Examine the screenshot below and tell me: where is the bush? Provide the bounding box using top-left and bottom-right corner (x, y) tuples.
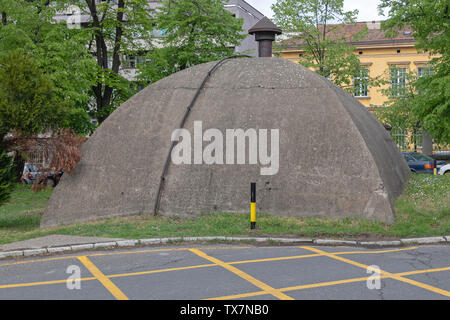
(0, 151), (15, 206)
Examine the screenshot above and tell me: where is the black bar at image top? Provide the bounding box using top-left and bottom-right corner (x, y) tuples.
(251, 182), (256, 203)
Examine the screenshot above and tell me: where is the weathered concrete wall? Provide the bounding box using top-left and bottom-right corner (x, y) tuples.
(41, 58), (410, 228)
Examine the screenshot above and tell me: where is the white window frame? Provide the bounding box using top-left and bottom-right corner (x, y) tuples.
(353, 67), (369, 97)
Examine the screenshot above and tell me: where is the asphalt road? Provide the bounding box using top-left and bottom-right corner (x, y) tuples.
(0, 244), (449, 300)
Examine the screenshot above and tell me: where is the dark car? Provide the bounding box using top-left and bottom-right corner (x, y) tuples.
(402, 152), (446, 174)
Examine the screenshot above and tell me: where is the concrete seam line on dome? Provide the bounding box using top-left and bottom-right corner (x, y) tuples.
(151, 54), (253, 216)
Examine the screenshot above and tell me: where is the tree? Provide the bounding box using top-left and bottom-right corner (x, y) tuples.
(0, 2), (92, 188)
(0, 51), (85, 188)
(379, 0), (450, 143)
(374, 67), (418, 127)
(0, 0), (97, 133)
(138, 0), (246, 84)
(55, 0), (154, 122)
(373, 68), (423, 150)
(272, 0), (366, 90)
(0, 151), (14, 206)
(0, 50), (67, 139)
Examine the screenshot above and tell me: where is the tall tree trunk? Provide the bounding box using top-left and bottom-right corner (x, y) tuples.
(86, 0), (125, 122)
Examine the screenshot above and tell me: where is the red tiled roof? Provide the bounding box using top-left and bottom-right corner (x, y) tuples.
(278, 22), (415, 49)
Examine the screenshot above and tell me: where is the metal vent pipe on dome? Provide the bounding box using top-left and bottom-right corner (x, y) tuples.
(248, 17), (282, 58)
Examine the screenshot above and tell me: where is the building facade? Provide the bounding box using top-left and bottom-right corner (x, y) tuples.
(279, 21), (435, 109)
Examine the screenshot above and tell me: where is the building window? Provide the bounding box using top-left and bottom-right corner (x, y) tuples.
(418, 66), (433, 77)
(152, 28), (167, 38)
(353, 67), (369, 97)
(124, 55), (146, 68)
(390, 67), (407, 97)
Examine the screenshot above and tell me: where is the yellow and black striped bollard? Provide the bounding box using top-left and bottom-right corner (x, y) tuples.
(251, 182), (256, 230)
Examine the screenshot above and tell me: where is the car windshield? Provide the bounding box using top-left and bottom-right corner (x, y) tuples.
(411, 153), (433, 161)
(403, 154), (413, 162)
(26, 164), (40, 172)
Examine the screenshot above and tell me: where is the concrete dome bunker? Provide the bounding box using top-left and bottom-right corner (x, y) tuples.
(41, 57), (410, 228)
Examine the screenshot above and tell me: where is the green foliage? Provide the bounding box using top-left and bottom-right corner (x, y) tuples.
(138, 46), (183, 84)
(0, 0), (96, 133)
(63, 108), (96, 136)
(138, 0), (246, 84)
(379, 0), (450, 143)
(272, 0), (365, 90)
(55, 0), (154, 121)
(373, 68), (420, 130)
(1, 0), (150, 125)
(412, 59), (450, 143)
(0, 151), (15, 206)
(0, 51), (67, 137)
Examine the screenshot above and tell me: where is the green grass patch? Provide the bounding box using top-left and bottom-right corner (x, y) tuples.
(0, 174), (448, 245)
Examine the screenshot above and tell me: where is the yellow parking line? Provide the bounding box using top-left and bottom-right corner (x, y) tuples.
(0, 277), (96, 289)
(2, 258), (449, 299)
(207, 265), (450, 300)
(397, 266), (450, 277)
(0, 246), (252, 268)
(88, 246), (252, 258)
(207, 276), (378, 300)
(108, 263), (217, 278)
(0, 256), (80, 268)
(190, 249), (294, 300)
(77, 256), (129, 300)
(230, 247), (418, 265)
(0, 246), (419, 290)
(335, 247), (418, 255)
(231, 253), (322, 264)
(206, 291), (269, 300)
(302, 246), (450, 298)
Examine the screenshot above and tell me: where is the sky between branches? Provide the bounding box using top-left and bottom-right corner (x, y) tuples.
(244, 0), (390, 21)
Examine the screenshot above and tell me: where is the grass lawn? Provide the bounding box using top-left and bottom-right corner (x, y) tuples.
(0, 174), (449, 245)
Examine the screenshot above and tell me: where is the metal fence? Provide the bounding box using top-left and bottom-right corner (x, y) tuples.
(390, 128), (450, 159)
(391, 128), (423, 152)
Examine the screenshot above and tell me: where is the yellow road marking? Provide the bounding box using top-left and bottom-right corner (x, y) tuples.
(0, 246), (252, 268)
(206, 276), (377, 300)
(77, 256), (129, 300)
(190, 249), (294, 300)
(302, 246), (450, 298)
(87, 246), (252, 258)
(0, 277), (96, 289)
(108, 263), (217, 278)
(0, 246), (416, 268)
(230, 247), (418, 265)
(0, 256), (80, 268)
(397, 266), (450, 277)
(0, 246), (420, 290)
(2, 258), (449, 300)
(207, 291), (269, 300)
(335, 247), (418, 255)
(207, 266), (450, 300)
(231, 253), (321, 264)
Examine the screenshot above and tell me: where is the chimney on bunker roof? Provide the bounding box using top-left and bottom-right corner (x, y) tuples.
(248, 17), (282, 58)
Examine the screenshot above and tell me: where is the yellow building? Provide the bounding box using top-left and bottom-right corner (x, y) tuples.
(278, 21), (435, 109)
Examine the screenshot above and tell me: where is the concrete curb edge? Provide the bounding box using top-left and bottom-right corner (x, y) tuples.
(0, 235), (448, 260)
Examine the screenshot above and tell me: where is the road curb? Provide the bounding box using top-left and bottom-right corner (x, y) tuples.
(0, 235), (448, 260)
